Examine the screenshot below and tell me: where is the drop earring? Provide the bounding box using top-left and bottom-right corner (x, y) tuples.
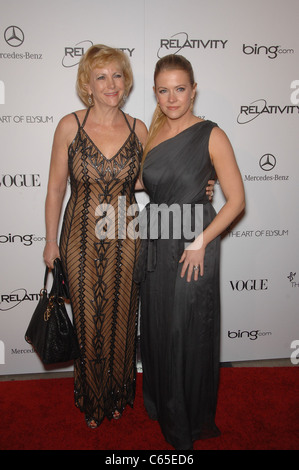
(88, 95), (93, 106)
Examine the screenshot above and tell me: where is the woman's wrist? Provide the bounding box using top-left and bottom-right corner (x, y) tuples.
(192, 233), (205, 250)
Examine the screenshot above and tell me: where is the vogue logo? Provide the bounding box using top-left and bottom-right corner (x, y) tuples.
(230, 279), (268, 291)
(0, 174), (41, 187)
(157, 32), (228, 58)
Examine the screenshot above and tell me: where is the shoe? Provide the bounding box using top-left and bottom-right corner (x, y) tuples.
(112, 410), (122, 420)
(85, 416), (98, 429)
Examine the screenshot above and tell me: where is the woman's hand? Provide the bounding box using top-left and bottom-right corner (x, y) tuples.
(43, 241), (60, 269)
(179, 237), (205, 282)
(206, 179), (215, 201)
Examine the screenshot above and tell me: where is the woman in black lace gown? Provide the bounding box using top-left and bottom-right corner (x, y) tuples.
(138, 55), (245, 449)
(43, 45), (147, 428)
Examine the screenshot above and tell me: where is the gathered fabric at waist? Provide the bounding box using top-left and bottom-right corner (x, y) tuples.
(134, 199), (210, 282)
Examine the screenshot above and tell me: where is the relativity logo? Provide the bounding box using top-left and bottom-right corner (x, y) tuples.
(157, 32), (228, 58)
(62, 41), (136, 68)
(0, 288), (40, 311)
(62, 40), (93, 67)
(237, 98), (299, 124)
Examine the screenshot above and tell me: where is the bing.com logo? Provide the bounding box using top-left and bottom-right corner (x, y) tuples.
(242, 43), (294, 59)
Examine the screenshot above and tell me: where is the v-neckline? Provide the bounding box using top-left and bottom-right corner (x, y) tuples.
(81, 109), (133, 162)
(81, 127), (133, 162)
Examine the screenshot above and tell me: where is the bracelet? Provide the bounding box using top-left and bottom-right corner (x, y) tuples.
(46, 238), (57, 243)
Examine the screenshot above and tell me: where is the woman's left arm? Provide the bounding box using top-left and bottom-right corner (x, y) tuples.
(180, 127), (245, 281)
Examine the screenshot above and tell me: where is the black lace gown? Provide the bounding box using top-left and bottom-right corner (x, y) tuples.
(138, 121), (221, 449)
(59, 108), (142, 425)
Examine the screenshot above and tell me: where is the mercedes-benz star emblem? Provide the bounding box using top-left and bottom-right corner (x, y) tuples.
(4, 26), (24, 47)
(259, 154), (276, 171)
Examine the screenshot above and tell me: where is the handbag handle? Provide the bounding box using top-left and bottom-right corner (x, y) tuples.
(43, 266), (49, 291)
(40, 265), (50, 295)
(49, 258), (69, 299)
(41, 258), (60, 294)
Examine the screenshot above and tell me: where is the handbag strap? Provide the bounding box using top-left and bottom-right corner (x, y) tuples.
(41, 260), (63, 295)
(42, 260), (59, 293)
(43, 266), (49, 291)
(49, 258), (69, 298)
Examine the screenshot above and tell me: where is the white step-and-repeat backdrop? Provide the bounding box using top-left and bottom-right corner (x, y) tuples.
(1, 0), (298, 375)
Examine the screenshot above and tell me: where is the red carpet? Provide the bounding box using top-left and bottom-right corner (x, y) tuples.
(0, 367), (298, 451)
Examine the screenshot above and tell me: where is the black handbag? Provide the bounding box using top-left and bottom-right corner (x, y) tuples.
(25, 258), (80, 364)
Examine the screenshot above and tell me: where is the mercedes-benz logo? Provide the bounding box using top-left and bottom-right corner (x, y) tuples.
(4, 26), (24, 47)
(259, 154), (276, 171)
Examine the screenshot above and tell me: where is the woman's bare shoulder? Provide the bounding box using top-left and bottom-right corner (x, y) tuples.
(125, 113), (148, 146)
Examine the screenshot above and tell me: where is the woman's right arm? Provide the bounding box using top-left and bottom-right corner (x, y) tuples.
(43, 115), (75, 268)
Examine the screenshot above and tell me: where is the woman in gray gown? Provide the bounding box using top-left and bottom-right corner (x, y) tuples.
(137, 55), (245, 450)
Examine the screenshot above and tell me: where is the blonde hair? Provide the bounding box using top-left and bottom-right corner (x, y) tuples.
(76, 44), (133, 107)
(141, 54), (195, 171)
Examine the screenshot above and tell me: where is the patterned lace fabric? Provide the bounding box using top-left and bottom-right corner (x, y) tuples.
(59, 108), (142, 425)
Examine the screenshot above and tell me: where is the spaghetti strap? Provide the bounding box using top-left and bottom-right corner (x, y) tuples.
(121, 110), (136, 133)
(81, 107), (91, 128)
(72, 108), (91, 129)
(72, 112), (81, 128)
